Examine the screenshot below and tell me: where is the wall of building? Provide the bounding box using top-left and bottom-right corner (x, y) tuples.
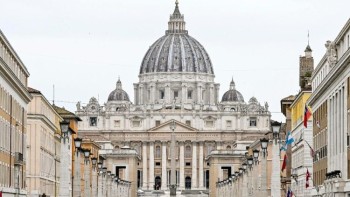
(26, 92), (63, 197)
(0, 30), (31, 196)
(291, 92), (312, 130)
(312, 101), (328, 187)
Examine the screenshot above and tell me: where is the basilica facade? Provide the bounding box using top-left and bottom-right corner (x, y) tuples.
(76, 1), (271, 195)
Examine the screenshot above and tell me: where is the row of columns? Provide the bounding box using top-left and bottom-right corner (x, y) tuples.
(134, 82), (219, 105)
(95, 172), (131, 197)
(142, 141), (205, 190)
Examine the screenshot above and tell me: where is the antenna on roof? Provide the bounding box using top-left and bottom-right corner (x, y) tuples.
(53, 84), (55, 105)
(308, 30), (310, 45)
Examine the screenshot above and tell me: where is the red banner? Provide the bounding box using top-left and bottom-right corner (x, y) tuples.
(0, 191), (2, 197)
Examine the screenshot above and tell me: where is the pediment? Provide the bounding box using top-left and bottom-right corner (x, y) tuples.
(148, 120), (198, 132)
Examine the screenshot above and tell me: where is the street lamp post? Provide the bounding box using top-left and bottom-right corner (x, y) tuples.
(83, 149), (91, 197)
(91, 157), (98, 197)
(169, 120), (177, 196)
(271, 122), (282, 197)
(97, 162), (103, 197)
(260, 138), (268, 197)
(252, 150), (259, 197)
(58, 120), (72, 197)
(247, 156), (253, 196)
(73, 138), (82, 197)
(241, 163), (248, 197)
(106, 171), (111, 197)
(102, 167), (107, 197)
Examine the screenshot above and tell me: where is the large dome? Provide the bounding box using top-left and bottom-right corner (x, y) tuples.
(139, 1), (214, 75)
(221, 79), (245, 102)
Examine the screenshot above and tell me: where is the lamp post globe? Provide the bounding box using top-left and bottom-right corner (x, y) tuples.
(260, 138), (268, 150)
(59, 120), (70, 143)
(271, 121), (282, 144)
(60, 120), (69, 134)
(247, 157), (253, 166)
(253, 149), (259, 160)
(97, 162), (103, 170)
(83, 149), (91, 159)
(242, 163), (247, 171)
(91, 157), (97, 166)
(74, 138), (82, 149)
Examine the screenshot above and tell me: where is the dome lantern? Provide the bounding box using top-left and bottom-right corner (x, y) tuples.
(167, 0), (187, 35)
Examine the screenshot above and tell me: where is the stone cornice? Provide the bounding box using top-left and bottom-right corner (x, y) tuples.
(27, 114), (59, 133)
(0, 30), (30, 76)
(0, 60), (32, 103)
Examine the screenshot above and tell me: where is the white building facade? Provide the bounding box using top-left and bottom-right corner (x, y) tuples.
(26, 88), (62, 197)
(309, 18), (350, 196)
(77, 1), (271, 194)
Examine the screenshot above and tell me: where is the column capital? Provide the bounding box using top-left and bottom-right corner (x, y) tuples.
(161, 141), (169, 145)
(178, 140), (185, 145)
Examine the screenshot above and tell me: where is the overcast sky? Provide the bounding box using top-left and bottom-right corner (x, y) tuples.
(1, 0), (349, 122)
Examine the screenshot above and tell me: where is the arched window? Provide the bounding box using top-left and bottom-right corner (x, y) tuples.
(185, 145), (192, 158)
(155, 146), (161, 158)
(226, 145), (231, 150)
(115, 146), (120, 149)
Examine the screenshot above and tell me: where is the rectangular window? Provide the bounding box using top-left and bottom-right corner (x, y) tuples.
(160, 90), (165, 99)
(185, 120), (191, 126)
(114, 120), (120, 127)
(155, 162), (161, 166)
(187, 90), (192, 99)
(174, 90), (178, 99)
(226, 120), (232, 128)
(249, 117), (257, 127)
(132, 120), (141, 127)
(205, 120), (214, 128)
(90, 117), (97, 126)
(186, 162), (191, 166)
(155, 120), (161, 127)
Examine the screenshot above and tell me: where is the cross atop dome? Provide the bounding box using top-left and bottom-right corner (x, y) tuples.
(166, 0), (187, 34)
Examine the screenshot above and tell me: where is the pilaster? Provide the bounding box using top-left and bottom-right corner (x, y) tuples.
(142, 142), (148, 190)
(161, 141), (168, 190)
(192, 141), (198, 188)
(149, 142), (155, 189)
(179, 141), (185, 190)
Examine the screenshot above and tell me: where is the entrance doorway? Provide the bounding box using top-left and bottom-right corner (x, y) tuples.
(185, 176), (191, 190)
(155, 176), (161, 190)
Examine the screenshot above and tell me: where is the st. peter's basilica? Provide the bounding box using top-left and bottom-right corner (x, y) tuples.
(76, 1), (271, 195)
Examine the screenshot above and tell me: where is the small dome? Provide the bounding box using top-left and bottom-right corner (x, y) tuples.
(108, 79), (130, 102)
(221, 79), (244, 102)
(248, 97), (258, 104)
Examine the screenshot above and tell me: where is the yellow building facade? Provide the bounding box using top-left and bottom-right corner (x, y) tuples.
(0, 29), (32, 197)
(290, 91), (313, 196)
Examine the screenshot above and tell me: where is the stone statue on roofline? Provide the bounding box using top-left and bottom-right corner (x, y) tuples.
(325, 40), (337, 67)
